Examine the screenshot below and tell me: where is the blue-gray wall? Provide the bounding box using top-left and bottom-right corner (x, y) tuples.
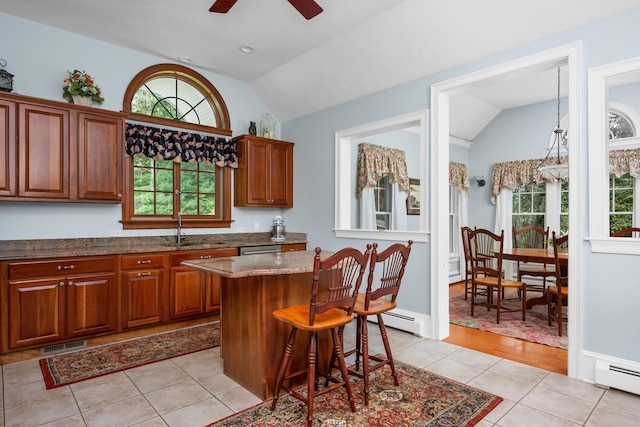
(282, 9), (640, 368)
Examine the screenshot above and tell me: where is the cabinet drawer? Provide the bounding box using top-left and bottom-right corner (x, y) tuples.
(281, 243), (307, 252)
(170, 247), (237, 266)
(8, 256), (115, 280)
(121, 253), (165, 270)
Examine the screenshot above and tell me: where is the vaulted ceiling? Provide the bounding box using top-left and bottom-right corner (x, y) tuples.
(1, 0), (638, 140)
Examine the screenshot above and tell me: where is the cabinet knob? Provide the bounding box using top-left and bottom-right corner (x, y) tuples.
(138, 259), (151, 264)
(57, 265), (75, 270)
(200, 255), (211, 259)
(137, 272), (151, 276)
(68, 281), (74, 286)
(59, 281), (65, 287)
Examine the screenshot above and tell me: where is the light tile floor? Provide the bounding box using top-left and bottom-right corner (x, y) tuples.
(2, 324), (640, 427)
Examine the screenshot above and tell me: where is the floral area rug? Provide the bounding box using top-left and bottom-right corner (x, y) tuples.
(449, 289), (567, 349)
(208, 360), (502, 427)
(40, 322), (220, 389)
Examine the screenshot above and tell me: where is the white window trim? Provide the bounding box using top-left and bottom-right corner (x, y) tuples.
(588, 57), (640, 254)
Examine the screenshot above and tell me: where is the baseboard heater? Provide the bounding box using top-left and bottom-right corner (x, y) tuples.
(595, 359), (640, 395)
(368, 310), (423, 336)
(41, 339), (86, 356)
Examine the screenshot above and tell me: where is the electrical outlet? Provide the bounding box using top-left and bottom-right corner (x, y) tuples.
(110, 230), (122, 237)
(254, 221), (260, 230)
(237, 227), (245, 232)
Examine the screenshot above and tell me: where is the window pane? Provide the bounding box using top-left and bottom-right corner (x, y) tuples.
(180, 193), (198, 215)
(199, 194), (215, 215)
(180, 170), (198, 193)
(156, 192), (173, 215)
(156, 169), (173, 192)
(133, 192), (154, 215)
(134, 167), (153, 190)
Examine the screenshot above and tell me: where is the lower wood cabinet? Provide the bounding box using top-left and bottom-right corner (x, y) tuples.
(280, 243), (307, 252)
(121, 253), (167, 329)
(6, 256), (117, 350)
(169, 248), (237, 319)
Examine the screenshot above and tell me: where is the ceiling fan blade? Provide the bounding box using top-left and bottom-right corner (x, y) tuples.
(209, 0), (238, 13)
(287, 0), (323, 20)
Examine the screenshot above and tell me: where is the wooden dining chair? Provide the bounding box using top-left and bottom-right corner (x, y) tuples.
(547, 232), (569, 336)
(611, 227), (640, 238)
(512, 225), (555, 294)
(468, 228), (527, 324)
(343, 240), (413, 406)
(461, 226), (473, 300)
(271, 245), (371, 427)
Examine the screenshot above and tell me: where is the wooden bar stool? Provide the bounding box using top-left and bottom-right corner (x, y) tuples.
(271, 245), (371, 427)
(329, 240), (412, 406)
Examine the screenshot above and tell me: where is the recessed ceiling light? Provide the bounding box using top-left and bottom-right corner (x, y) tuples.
(239, 45), (255, 54)
(178, 56), (193, 63)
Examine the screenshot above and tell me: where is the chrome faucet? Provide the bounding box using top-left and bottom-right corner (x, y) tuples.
(177, 212), (187, 245)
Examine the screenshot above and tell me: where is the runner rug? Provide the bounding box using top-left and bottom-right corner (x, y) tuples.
(40, 322), (220, 389)
(207, 360), (502, 427)
(449, 290), (567, 349)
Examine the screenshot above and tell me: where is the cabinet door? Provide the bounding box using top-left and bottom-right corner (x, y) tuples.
(66, 272), (117, 338)
(77, 112), (123, 202)
(268, 141), (293, 206)
(18, 103), (70, 199)
(9, 277), (65, 349)
(243, 138), (270, 205)
(122, 269), (165, 329)
(0, 98), (16, 197)
(204, 273), (222, 313)
(170, 267), (204, 319)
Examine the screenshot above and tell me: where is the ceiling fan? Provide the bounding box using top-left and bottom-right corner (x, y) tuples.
(209, 0), (323, 20)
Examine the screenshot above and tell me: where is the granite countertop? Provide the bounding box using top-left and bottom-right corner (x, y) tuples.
(0, 232), (307, 261)
(182, 249), (328, 278)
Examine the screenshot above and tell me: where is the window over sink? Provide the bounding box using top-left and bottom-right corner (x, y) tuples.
(121, 64), (234, 230)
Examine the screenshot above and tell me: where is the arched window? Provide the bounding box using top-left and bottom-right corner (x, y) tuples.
(608, 104), (640, 234)
(121, 64), (234, 230)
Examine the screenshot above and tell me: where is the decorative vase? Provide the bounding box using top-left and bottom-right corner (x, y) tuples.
(71, 95), (93, 106)
(248, 121), (257, 135)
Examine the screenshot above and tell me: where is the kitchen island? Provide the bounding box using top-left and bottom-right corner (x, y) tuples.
(182, 250), (332, 400)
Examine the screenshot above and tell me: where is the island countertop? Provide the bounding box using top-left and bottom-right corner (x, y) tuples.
(181, 249), (326, 278)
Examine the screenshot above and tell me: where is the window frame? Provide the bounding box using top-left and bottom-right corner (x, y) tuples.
(121, 64), (233, 230)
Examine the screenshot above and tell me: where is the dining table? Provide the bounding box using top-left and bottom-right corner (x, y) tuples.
(493, 247), (567, 309)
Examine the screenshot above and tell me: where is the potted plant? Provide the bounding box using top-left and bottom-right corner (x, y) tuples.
(62, 69), (105, 105)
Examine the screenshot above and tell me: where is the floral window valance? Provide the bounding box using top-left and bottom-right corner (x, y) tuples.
(449, 162), (470, 197)
(125, 123), (238, 168)
(609, 148), (640, 178)
(491, 156), (568, 199)
(356, 143), (410, 198)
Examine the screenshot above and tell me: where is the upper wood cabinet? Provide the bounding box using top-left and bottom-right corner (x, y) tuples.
(0, 92), (126, 203)
(233, 134), (294, 207)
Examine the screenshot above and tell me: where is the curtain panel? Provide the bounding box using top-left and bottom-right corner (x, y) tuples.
(125, 123), (238, 168)
(449, 161), (470, 197)
(356, 143), (409, 198)
(609, 148), (640, 177)
(491, 156), (568, 200)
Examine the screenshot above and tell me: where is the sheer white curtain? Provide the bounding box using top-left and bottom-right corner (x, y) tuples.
(494, 188), (513, 250)
(391, 182), (408, 230)
(359, 187), (377, 229)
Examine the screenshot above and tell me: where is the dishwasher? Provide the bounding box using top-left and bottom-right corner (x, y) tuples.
(239, 245), (282, 256)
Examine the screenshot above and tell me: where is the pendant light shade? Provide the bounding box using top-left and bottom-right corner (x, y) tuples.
(538, 67), (568, 181)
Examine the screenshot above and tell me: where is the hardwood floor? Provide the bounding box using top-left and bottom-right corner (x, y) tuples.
(444, 282), (567, 375)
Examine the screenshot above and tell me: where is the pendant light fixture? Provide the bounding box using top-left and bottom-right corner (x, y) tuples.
(538, 66), (569, 181)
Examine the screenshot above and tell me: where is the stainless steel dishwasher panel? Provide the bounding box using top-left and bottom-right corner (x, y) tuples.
(239, 245), (282, 256)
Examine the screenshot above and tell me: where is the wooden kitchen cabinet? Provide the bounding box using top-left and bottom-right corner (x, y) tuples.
(6, 256), (117, 350)
(77, 111), (124, 201)
(233, 134), (294, 207)
(280, 243), (307, 252)
(169, 247), (237, 319)
(0, 92), (125, 203)
(121, 253), (167, 329)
